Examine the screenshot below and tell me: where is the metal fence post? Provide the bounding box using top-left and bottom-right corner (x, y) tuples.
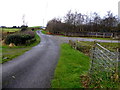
(89, 41), (97, 83)
(116, 48), (120, 83)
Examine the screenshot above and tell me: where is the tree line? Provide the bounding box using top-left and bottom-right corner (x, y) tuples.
(46, 10), (120, 36)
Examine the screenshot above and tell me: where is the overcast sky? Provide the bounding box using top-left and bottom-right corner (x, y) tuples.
(0, 0), (119, 27)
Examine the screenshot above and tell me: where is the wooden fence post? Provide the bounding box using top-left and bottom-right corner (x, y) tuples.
(116, 48), (120, 82)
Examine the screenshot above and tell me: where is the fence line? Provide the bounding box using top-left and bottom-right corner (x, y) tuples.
(89, 42), (119, 86)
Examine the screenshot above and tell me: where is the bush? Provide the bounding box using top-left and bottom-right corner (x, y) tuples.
(23, 30), (35, 38)
(31, 28), (34, 31)
(76, 44), (91, 55)
(69, 40), (91, 56)
(5, 33), (33, 45)
(21, 25), (28, 31)
(26, 38), (36, 45)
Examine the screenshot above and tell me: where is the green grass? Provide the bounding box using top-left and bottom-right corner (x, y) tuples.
(28, 26), (41, 28)
(2, 32), (40, 63)
(76, 37), (115, 40)
(77, 41), (119, 52)
(41, 30), (47, 34)
(1, 28), (20, 32)
(51, 42), (119, 88)
(72, 41), (119, 88)
(51, 43), (90, 88)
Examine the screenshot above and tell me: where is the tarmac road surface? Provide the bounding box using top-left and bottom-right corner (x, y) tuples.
(2, 31), (60, 88)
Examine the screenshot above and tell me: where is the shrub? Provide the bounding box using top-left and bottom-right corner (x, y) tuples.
(69, 40), (91, 56)
(23, 30), (35, 38)
(76, 44), (91, 55)
(5, 33), (33, 45)
(32, 28), (34, 31)
(26, 38), (36, 45)
(21, 25), (28, 31)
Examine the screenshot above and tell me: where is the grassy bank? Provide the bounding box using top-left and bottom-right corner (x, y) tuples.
(2, 32), (40, 63)
(51, 43), (90, 88)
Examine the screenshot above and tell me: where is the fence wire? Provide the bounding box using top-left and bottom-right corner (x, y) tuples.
(89, 43), (119, 87)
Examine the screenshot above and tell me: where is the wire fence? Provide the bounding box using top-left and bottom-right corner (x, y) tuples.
(89, 42), (119, 87)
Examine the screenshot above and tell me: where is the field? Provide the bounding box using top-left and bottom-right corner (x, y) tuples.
(0, 28), (21, 41)
(28, 26), (41, 28)
(28, 26), (41, 31)
(1, 28), (20, 32)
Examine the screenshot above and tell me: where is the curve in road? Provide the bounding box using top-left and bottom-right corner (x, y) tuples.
(2, 31), (60, 88)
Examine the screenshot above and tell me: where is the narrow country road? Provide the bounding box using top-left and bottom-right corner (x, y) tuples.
(2, 31), (60, 88)
(1, 30), (119, 89)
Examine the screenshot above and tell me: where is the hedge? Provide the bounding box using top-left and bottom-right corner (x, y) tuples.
(5, 33), (34, 46)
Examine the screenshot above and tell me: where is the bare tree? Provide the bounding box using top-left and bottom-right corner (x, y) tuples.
(101, 11), (118, 32)
(46, 10), (119, 36)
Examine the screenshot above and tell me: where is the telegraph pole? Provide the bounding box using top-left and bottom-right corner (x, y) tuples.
(22, 14), (25, 26)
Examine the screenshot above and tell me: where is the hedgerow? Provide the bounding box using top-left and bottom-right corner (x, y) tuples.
(5, 30), (35, 46)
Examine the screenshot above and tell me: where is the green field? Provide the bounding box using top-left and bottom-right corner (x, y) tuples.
(28, 26), (41, 28)
(51, 43), (90, 88)
(2, 33), (40, 63)
(1, 28), (20, 32)
(28, 26), (41, 30)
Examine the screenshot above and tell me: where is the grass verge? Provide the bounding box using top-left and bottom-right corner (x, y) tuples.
(41, 30), (47, 34)
(51, 43), (90, 88)
(69, 41), (119, 88)
(1, 32), (40, 63)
